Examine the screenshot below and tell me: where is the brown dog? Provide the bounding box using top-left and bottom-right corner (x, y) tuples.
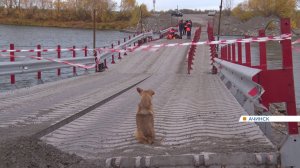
(135, 87), (155, 144)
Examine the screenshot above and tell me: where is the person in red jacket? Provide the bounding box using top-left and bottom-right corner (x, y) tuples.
(183, 20), (188, 35)
(186, 22), (191, 39)
(167, 28), (176, 39)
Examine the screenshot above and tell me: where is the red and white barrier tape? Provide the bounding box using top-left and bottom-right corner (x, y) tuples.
(34, 57), (95, 69)
(0, 48), (85, 53)
(0, 53), (95, 69)
(0, 33), (295, 54)
(1, 34), (299, 70)
(292, 38), (300, 45)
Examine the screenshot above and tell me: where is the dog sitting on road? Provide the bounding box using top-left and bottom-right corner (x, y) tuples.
(135, 87), (155, 144)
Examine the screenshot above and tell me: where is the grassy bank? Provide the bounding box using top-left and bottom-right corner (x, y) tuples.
(0, 17), (132, 31)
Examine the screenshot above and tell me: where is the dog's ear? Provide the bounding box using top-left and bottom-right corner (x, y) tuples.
(137, 87), (143, 94)
(149, 90), (155, 96)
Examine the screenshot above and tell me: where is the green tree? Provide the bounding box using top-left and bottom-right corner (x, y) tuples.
(120, 0), (136, 11)
(129, 3), (150, 26)
(274, 0), (296, 18)
(233, 0), (297, 19)
(232, 2), (253, 21)
(248, 0), (274, 16)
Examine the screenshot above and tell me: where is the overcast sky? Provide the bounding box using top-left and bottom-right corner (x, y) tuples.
(115, 0), (246, 11)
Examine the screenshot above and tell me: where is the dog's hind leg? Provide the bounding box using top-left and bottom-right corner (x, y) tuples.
(135, 130), (149, 144)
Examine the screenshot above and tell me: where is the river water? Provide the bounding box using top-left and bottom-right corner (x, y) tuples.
(0, 25), (299, 108)
(0, 24), (131, 49)
(0, 24), (131, 91)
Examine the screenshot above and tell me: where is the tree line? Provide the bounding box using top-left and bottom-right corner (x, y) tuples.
(0, 0), (150, 29)
(1, 0), (299, 29)
(231, 0), (300, 27)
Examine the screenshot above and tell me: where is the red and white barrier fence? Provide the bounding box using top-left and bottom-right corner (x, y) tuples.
(0, 34), (295, 55)
(1, 25), (299, 87)
(207, 18), (300, 167)
(0, 31), (155, 84)
(187, 27), (201, 74)
(1, 34), (299, 79)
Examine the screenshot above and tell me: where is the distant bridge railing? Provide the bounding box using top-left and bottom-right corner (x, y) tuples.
(187, 27), (201, 74)
(159, 27), (178, 38)
(0, 31), (154, 84)
(207, 18), (300, 167)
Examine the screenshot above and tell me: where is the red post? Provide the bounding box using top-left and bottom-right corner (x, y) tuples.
(281, 18), (298, 134)
(237, 42), (242, 64)
(118, 40), (120, 45)
(10, 44), (15, 84)
(37, 45), (42, 80)
(223, 47), (226, 60)
(228, 44), (231, 62)
(224, 46), (228, 60)
(118, 52), (122, 60)
(111, 55), (115, 64)
(73, 46), (76, 75)
(84, 46), (87, 57)
(232, 43), (236, 63)
(259, 29), (267, 70)
(129, 35), (131, 40)
(104, 59), (108, 68)
(124, 37), (126, 42)
(94, 49), (98, 72)
(221, 47), (224, 59)
(188, 50), (192, 74)
(245, 39), (251, 67)
(111, 43), (114, 48)
(57, 45), (61, 76)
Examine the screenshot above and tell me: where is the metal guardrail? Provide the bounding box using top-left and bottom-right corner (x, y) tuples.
(99, 31), (153, 61)
(159, 27), (177, 35)
(213, 58), (263, 100)
(213, 57), (270, 148)
(0, 57), (94, 76)
(0, 32), (154, 76)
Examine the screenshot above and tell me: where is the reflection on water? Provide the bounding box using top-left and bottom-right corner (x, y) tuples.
(0, 25), (131, 91)
(219, 36), (300, 108)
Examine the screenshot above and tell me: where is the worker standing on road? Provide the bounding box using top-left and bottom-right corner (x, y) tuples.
(183, 20), (188, 35)
(188, 20), (192, 32)
(186, 22), (191, 39)
(178, 20), (184, 38)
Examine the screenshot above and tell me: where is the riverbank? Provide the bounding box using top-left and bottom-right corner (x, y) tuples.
(0, 17), (131, 31)
(0, 13), (178, 33)
(213, 15), (300, 37)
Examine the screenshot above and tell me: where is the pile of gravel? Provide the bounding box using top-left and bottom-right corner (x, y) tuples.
(0, 136), (97, 168)
(213, 15), (281, 36)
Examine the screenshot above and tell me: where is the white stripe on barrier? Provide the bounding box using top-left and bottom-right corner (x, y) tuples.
(292, 39), (300, 45)
(0, 53), (95, 69)
(1, 34), (295, 54)
(1, 33), (298, 71)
